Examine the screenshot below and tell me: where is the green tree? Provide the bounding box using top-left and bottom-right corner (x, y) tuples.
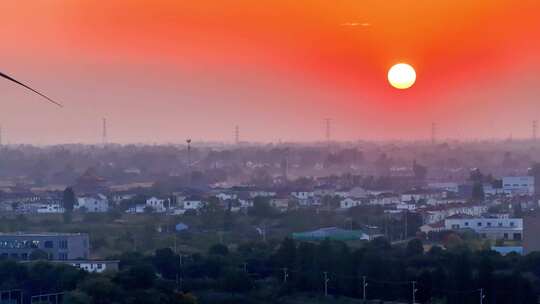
(62, 187), (76, 223)
(208, 243), (229, 256)
(30, 249), (49, 260)
(79, 277), (121, 304)
(249, 196), (276, 218)
(63, 291), (92, 304)
(406, 238), (424, 256)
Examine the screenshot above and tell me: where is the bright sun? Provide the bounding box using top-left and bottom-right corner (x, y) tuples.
(388, 63), (416, 89)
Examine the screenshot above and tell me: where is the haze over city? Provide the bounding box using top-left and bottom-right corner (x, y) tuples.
(1, 0), (540, 144)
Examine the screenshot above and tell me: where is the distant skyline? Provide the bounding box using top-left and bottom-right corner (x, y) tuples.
(1, 1), (539, 144)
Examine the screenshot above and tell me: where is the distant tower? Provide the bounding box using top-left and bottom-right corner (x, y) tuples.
(186, 139), (192, 167)
(102, 118), (108, 145)
(281, 149), (289, 180)
(234, 125), (239, 145)
(431, 122), (437, 145)
(324, 118), (331, 147)
(533, 120), (537, 142)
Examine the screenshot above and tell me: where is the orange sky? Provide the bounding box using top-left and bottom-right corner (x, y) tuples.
(0, 0), (539, 144)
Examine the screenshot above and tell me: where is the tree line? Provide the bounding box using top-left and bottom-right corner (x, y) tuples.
(1, 237), (539, 304)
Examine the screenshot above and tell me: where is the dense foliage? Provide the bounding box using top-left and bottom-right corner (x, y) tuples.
(1, 237), (539, 304)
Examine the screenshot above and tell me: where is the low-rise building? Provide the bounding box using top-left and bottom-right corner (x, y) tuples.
(340, 197), (361, 209)
(76, 194), (109, 213)
(0, 232), (89, 260)
(503, 176), (534, 196)
(36, 203), (64, 214)
(444, 217), (523, 240)
(146, 197), (168, 213)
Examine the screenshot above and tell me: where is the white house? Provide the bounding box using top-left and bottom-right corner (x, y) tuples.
(444, 217), (523, 240)
(401, 190), (442, 203)
(396, 202), (417, 211)
(249, 190), (276, 198)
(346, 187), (368, 199)
(76, 194), (109, 213)
(368, 193), (400, 206)
(291, 191), (314, 200)
(422, 204), (488, 224)
(502, 176), (534, 196)
(216, 192), (238, 201)
(183, 199), (204, 210)
(65, 260), (119, 273)
(428, 182), (459, 193)
(146, 197), (168, 213)
(36, 203), (65, 214)
(340, 198), (361, 209)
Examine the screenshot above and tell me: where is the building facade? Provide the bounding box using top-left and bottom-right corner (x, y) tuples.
(444, 218), (523, 240)
(502, 176), (534, 196)
(0, 233), (89, 260)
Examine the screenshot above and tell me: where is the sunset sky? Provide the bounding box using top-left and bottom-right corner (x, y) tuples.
(1, 0), (539, 144)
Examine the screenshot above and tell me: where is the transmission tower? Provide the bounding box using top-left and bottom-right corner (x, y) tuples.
(533, 120), (537, 142)
(102, 118), (108, 145)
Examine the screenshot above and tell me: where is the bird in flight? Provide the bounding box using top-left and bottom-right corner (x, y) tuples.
(0, 71), (62, 107)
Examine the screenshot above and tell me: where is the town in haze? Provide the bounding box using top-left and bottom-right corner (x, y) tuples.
(1, 138), (540, 303)
(2, 1), (540, 304)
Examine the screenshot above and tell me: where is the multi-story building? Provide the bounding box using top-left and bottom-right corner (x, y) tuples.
(444, 217), (523, 240)
(502, 176), (534, 196)
(0, 233), (89, 260)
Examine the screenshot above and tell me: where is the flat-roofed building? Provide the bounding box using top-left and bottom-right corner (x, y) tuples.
(0, 232), (89, 261)
(502, 176), (534, 196)
(444, 217), (523, 241)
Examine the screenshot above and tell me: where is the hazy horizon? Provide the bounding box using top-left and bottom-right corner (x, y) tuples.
(1, 1), (539, 144)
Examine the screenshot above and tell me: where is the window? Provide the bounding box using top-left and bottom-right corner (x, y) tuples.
(504, 233), (509, 239)
(44, 241), (54, 248)
(21, 253), (28, 260)
(477, 222), (482, 227)
(510, 222), (515, 227)
(465, 222), (469, 226)
(58, 253), (68, 260)
(487, 222), (492, 227)
(498, 222), (503, 227)
(59, 240), (68, 249)
(514, 233), (522, 240)
(97, 264), (103, 269)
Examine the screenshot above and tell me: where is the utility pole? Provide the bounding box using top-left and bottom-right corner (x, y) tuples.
(431, 122), (436, 145)
(102, 118), (107, 145)
(282, 268), (289, 283)
(533, 120), (537, 142)
(323, 272), (329, 297)
(412, 281), (418, 304)
(362, 276), (368, 301)
(324, 118), (331, 149)
(479, 288), (485, 304)
(176, 253), (183, 292)
(186, 139), (192, 166)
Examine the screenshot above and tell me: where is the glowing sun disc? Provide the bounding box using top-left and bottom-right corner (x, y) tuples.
(388, 63), (416, 89)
